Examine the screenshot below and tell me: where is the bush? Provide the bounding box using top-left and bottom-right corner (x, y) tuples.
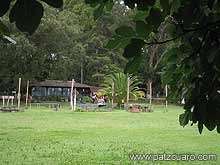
(78, 95), (92, 103)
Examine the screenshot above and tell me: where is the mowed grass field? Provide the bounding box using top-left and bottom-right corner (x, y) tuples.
(0, 105), (219, 165)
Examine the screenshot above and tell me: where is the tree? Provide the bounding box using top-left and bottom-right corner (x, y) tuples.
(98, 72), (143, 105)
(0, 0), (127, 90)
(86, 0), (220, 134)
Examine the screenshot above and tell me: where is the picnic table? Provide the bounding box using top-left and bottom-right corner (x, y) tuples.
(30, 102), (61, 110)
(130, 104), (153, 113)
(80, 103), (111, 112)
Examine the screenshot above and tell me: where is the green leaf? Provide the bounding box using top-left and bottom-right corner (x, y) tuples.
(145, 8), (163, 31)
(85, 0), (99, 7)
(160, 0), (170, 14)
(0, 0), (11, 17)
(117, 38), (131, 48)
(179, 111), (190, 127)
(9, 0), (43, 34)
(137, 0), (156, 10)
(123, 38), (145, 58)
(208, 49), (220, 64)
(165, 23), (176, 37)
(105, 37), (131, 49)
(115, 26), (135, 37)
(134, 10), (149, 21)
(204, 120), (216, 131)
(135, 21), (151, 38)
(125, 55), (143, 73)
(40, 0), (63, 8)
(124, 0), (136, 9)
(105, 0), (113, 11)
(93, 4), (104, 19)
(105, 38), (121, 49)
(217, 121), (220, 133)
(208, 0), (216, 9)
(0, 20), (9, 35)
(198, 121), (203, 134)
(170, 0), (181, 14)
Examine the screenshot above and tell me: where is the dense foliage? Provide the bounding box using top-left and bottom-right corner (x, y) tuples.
(0, 0), (128, 93)
(98, 72), (144, 105)
(86, 0), (220, 134)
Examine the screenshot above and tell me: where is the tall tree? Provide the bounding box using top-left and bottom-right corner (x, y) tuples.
(99, 72), (143, 105)
(86, 0), (220, 134)
(0, 0), (127, 91)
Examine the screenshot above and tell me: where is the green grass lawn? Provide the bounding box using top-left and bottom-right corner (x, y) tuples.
(0, 105), (219, 165)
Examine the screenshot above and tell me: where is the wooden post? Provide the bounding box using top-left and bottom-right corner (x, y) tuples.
(149, 80), (152, 109)
(2, 96), (5, 107)
(18, 78), (21, 109)
(73, 87), (77, 111)
(126, 76), (130, 111)
(70, 79), (74, 111)
(165, 85), (168, 110)
(7, 96), (9, 106)
(25, 80), (29, 107)
(111, 80), (114, 110)
(11, 97), (14, 106)
(80, 60), (83, 84)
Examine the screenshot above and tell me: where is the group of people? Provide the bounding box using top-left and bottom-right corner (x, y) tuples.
(91, 93), (107, 107)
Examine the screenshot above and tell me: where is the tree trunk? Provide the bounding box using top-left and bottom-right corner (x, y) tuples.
(147, 79), (152, 108)
(80, 60), (83, 84)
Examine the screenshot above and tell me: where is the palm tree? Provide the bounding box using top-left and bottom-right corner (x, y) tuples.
(98, 72), (144, 106)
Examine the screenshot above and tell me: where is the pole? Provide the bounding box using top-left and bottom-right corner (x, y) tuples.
(2, 96), (5, 107)
(149, 80), (152, 109)
(11, 97), (14, 106)
(7, 97), (9, 106)
(80, 60), (83, 84)
(165, 85), (168, 110)
(73, 87), (77, 111)
(25, 80), (29, 107)
(126, 76), (130, 111)
(18, 78), (21, 109)
(111, 80), (114, 110)
(70, 79), (74, 111)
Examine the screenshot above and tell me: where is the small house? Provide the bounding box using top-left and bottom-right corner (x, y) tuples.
(30, 80), (98, 101)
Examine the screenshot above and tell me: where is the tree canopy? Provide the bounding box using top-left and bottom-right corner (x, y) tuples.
(86, 0), (220, 134)
(0, 0), (127, 92)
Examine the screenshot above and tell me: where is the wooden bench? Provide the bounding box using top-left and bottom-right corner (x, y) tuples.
(0, 107), (20, 112)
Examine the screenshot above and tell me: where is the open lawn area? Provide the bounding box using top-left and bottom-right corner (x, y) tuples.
(0, 105), (219, 165)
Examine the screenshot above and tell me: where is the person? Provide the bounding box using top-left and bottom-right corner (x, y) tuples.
(92, 93), (97, 103)
(97, 96), (106, 107)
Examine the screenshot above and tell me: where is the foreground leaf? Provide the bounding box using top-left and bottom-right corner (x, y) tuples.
(0, 20), (9, 35)
(9, 0), (44, 34)
(115, 26), (135, 37)
(0, 0), (11, 17)
(123, 39), (145, 58)
(198, 121), (203, 134)
(40, 0), (63, 8)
